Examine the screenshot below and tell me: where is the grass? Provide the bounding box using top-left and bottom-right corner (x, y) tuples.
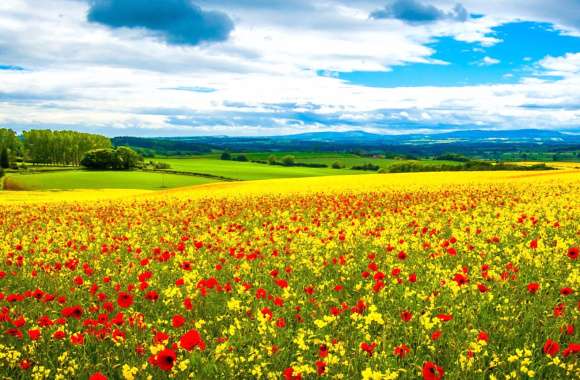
(155, 158), (362, 180)
(158, 153), (463, 173)
(4, 170), (218, 191)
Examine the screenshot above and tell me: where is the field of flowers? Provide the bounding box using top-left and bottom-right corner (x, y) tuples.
(0, 171), (579, 379)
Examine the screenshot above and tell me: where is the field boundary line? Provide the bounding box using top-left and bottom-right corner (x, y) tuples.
(143, 168), (241, 182)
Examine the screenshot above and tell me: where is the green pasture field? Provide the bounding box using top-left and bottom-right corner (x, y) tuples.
(4, 170), (217, 190)
(155, 157), (363, 181)
(156, 153), (462, 178)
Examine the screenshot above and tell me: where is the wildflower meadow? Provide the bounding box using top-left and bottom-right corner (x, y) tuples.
(0, 172), (578, 379)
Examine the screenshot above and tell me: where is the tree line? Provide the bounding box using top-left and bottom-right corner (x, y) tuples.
(0, 128), (22, 169)
(0, 128), (149, 170)
(22, 130), (111, 166)
(0, 128), (113, 167)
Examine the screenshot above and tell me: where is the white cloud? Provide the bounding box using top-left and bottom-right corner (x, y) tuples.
(0, 0), (578, 135)
(539, 53), (580, 77)
(478, 56), (501, 66)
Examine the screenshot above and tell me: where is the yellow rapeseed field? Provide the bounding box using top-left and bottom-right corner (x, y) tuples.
(0, 169), (578, 379)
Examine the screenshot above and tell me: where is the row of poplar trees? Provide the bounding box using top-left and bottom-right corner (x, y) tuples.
(0, 128), (111, 166)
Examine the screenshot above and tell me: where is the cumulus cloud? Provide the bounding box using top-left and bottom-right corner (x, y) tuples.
(478, 56), (501, 66)
(539, 52), (580, 77)
(0, 0), (579, 135)
(370, 0), (469, 24)
(87, 0), (234, 46)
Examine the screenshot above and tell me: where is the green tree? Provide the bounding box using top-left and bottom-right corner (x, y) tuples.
(81, 147), (142, 170)
(220, 151), (232, 160)
(331, 161), (344, 169)
(23, 129), (111, 166)
(0, 129), (21, 162)
(281, 155), (295, 166)
(267, 155), (277, 165)
(114, 146), (143, 170)
(0, 148), (9, 169)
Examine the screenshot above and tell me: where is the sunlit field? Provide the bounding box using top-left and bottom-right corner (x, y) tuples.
(3, 171), (218, 191)
(155, 157), (360, 181)
(0, 170), (578, 379)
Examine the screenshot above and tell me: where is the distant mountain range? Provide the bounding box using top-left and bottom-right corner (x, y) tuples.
(113, 129), (580, 158)
(271, 129), (578, 144)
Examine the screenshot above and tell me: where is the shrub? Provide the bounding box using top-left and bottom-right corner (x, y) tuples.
(220, 152), (232, 160)
(154, 162), (171, 170)
(332, 161), (345, 169)
(351, 163), (380, 171)
(281, 155), (296, 166)
(81, 147), (143, 170)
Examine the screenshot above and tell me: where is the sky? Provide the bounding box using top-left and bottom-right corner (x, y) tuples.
(0, 0), (579, 137)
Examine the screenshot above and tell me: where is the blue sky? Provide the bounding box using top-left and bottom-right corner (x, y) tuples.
(0, 0), (579, 136)
(340, 22), (580, 87)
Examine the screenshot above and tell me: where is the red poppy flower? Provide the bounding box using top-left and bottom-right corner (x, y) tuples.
(28, 329), (41, 341)
(568, 247), (579, 260)
(452, 273), (468, 286)
(554, 303), (565, 317)
(117, 292), (133, 308)
(435, 314), (453, 322)
(276, 317), (286, 328)
(560, 287), (573, 296)
(543, 339), (560, 356)
(256, 288), (267, 299)
(283, 367), (302, 380)
(61, 305), (83, 320)
(422, 361), (444, 380)
(562, 343), (580, 358)
(70, 333), (85, 345)
(360, 342), (377, 356)
(180, 329), (206, 351)
(154, 331), (169, 344)
(145, 290), (159, 301)
(315, 361), (326, 375)
(156, 349), (176, 371)
(89, 372), (107, 380)
(431, 331), (442, 341)
(275, 279), (288, 288)
(393, 343), (411, 358)
(527, 282), (540, 294)
(477, 283), (489, 293)
(172, 314), (186, 328)
(400, 310), (413, 322)
(478, 331), (489, 342)
(529, 239), (538, 249)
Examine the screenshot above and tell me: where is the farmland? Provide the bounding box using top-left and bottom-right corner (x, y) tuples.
(154, 157), (360, 180)
(155, 154), (464, 180)
(0, 170), (578, 379)
(3, 171), (217, 191)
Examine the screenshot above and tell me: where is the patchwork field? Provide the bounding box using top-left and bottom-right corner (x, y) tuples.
(155, 157), (360, 180)
(0, 169), (578, 379)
